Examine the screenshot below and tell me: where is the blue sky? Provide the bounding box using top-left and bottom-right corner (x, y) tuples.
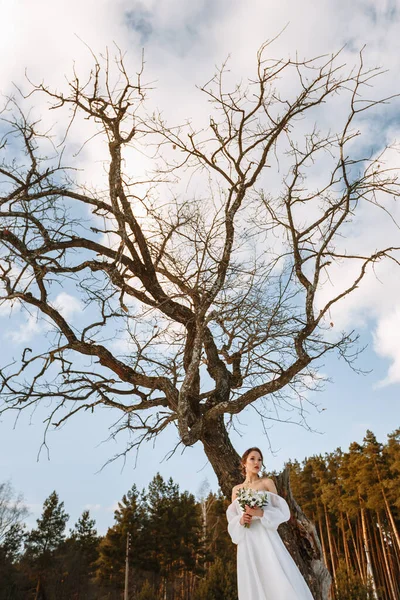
(0, 0), (400, 535)
(0, 328), (398, 534)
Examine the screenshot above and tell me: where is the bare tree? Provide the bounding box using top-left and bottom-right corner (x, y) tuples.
(0, 43), (399, 597)
(0, 480), (28, 544)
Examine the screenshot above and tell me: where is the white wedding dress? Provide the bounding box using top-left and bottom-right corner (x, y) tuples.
(226, 492), (314, 600)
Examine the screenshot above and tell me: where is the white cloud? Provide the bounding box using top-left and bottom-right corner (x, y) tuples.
(373, 306), (400, 386)
(313, 142), (400, 381)
(1, 0), (400, 385)
(7, 313), (42, 344)
(0, 300), (21, 318)
(105, 500), (119, 513)
(2, 294), (81, 344)
(51, 292), (82, 320)
(84, 503), (102, 512)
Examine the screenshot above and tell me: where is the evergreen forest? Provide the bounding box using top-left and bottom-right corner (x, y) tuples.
(0, 428), (399, 600)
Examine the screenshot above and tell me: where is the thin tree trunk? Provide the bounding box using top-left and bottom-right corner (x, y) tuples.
(383, 492), (400, 555)
(360, 506), (378, 600)
(331, 527), (340, 574)
(387, 538), (400, 600)
(163, 576), (167, 600)
(318, 513), (329, 570)
(34, 577), (41, 600)
(340, 512), (351, 574)
(324, 504), (337, 589)
(201, 497), (207, 545)
(356, 513), (367, 580)
(373, 455), (400, 555)
(377, 512), (398, 600)
(370, 512), (387, 600)
(389, 522), (400, 573)
(346, 512), (363, 579)
(34, 575), (48, 600)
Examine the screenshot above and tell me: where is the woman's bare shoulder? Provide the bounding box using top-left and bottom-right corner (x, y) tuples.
(261, 477), (278, 493)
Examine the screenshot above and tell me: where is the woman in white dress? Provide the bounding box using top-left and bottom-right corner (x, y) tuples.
(226, 447), (315, 600)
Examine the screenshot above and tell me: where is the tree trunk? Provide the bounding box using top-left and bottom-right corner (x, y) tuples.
(371, 513), (387, 600)
(356, 514), (367, 579)
(201, 497), (207, 545)
(324, 504), (337, 591)
(34, 577), (41, 600)
(360, 506), (378, 600)
(34, 576), (48, 600)
(340, 512), (351, 575)
(387, 535), (400, 599)
(202, 423), (332, 599)
(318, 513), (329, 572)
(377, 512), (398, 600)
(373, 455), (400, 556)
(201, 415), (243, 494)
(382, 490), (400, 556)
(346, 512), (363, 578)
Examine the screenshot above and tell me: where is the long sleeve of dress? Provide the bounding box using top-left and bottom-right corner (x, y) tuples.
(226, 500), (245, 545)
(260, 492), (290, 530)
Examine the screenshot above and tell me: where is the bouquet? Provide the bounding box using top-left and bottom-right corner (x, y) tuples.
(236, 488), (269, 528)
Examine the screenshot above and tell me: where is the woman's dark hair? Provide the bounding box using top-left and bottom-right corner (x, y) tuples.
(240, 447), (264, 478)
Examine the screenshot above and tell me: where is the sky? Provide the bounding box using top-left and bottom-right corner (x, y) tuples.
(0, 0), (399, 535)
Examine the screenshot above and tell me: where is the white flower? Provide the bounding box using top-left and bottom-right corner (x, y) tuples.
(236, 488), (269, 527)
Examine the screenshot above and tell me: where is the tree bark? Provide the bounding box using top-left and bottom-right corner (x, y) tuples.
(340, 512), (351, 575)
(360, 506), (378, 600)
(382, 489), (400, 556)
(323, 504), (336, 592)
(34, 577), (41, 600)
(34, 576), (48, 600)
(377, 512), (397, 600)
(318, 513), (330, 573)
(201, 415), (243, 494)
(346, 512), (363, 580)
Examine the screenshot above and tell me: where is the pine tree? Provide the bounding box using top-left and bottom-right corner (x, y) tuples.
(286, 431), (400, 600)
(25, 491), (69, 559)
(201, 491), (232, 565)
(384, 429), (400, 512)
(70, 510), (98, 558)
(49, 510), (101, 599)
(96, 483), (148, 592)
(137, 580), (157, 600)
(335, 560), (374, 600)
(1, 522), (26, 562)
(24, 491), (69, 600)
(193, 557), (237, 600)
(144, 474), (205, 598)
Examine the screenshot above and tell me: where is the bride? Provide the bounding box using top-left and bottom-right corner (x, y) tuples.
(226, 447), (315, 600)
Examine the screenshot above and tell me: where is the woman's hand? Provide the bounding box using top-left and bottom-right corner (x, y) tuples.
(240, 513), (252, 526)
(245, 505), (264, 518)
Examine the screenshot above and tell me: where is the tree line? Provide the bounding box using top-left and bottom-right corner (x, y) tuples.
(0, 473), (235, 600)
(0, 428), (399, 600)
(288, 429), (400, 600)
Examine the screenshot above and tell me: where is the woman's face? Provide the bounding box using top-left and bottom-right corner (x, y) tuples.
(244, 451), (263, 476)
